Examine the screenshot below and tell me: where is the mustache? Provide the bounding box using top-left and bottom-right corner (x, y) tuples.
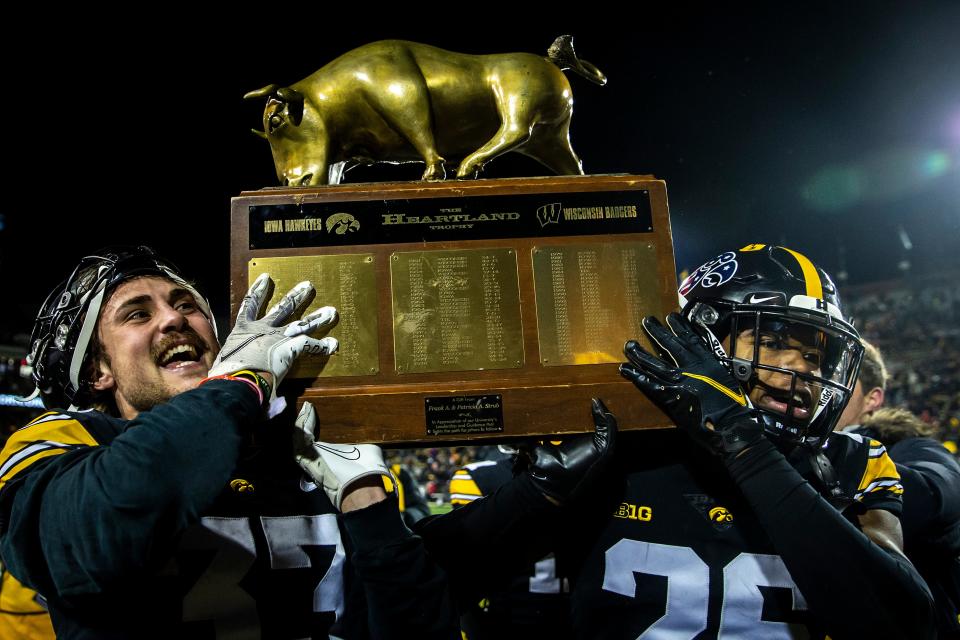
(150, 329), (211, 363)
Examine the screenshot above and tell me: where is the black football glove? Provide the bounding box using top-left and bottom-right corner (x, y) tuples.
(619, 312), (763, 460)
(521, 398), (617, 504)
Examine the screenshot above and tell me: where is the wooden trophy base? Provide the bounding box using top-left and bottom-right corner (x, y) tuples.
(231, 174), (677, 445)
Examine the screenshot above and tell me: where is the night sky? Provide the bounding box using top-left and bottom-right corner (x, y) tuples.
(1, 5), (958, 345)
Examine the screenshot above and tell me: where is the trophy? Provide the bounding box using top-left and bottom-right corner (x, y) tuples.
(233, 39), (677, 445)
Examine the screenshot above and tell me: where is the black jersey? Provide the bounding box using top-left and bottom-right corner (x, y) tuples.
(562, 428), (903, 640)
(854, 428), (960, 638)
(451, 458), (572, 640)
(0, 382), (457, 640)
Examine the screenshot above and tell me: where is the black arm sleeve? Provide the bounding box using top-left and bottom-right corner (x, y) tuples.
(338, 497), (459, 640)
(888, 438), (960, 637)
(726, 438), (936, 640)
(415, 474), (560, 605)
(0, 380), (260, 600)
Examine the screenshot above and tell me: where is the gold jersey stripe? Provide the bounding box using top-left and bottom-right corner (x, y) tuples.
(385, 465), (406, 511)
(0, 418), (99, 489)
(449, 476), (483, 503)
(25, 411), (62, 427)
(858, 447), (900, 493)
(781, 248), (823, 300)
(6, 418), (98, 449)
(0, 566), (49, 615)
(856, 479), (904, 500)
(0, 449), (67, 491)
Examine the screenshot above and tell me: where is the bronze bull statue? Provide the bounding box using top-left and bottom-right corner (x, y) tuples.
(245, 36), (606, 186)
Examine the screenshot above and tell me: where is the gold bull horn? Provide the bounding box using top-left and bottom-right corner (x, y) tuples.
(243, 84), (279, 100)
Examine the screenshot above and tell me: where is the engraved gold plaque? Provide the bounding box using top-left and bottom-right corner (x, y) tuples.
(248, 255), (379, 378)
(390, 248), (524, 374)
(533, 241), (658, 366)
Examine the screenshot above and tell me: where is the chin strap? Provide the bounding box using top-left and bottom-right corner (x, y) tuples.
(18, 386), (41, 403)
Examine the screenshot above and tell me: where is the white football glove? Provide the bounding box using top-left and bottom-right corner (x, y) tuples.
(209, 273), (338, 407)
(293, 401), (391, 510)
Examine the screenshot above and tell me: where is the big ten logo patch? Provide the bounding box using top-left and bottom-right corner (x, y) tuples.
(614, 502), (652, 522)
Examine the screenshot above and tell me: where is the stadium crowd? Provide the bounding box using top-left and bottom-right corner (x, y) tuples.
(846, 273), (960, 452)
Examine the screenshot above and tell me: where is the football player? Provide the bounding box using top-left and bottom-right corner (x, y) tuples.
(449, 454), (573, 640)
(0, 246), (459, 638)
(837, 340), (960, 638)
(837, 339), (887, 431)
(556, 244), (934, 639)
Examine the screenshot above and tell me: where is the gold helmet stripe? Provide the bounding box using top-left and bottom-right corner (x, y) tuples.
(781, 248), (823, 300)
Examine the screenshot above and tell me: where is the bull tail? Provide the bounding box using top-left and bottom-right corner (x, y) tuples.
(547, 35), (607, 86)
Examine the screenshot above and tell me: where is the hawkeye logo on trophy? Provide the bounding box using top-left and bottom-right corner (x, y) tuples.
(231, 36), (678, 444)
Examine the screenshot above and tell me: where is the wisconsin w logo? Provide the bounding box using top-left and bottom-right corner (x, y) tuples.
(536, 203), (562, 227)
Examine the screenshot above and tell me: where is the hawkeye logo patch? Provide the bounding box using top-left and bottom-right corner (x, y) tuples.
(686, 494), (735, 531)
(229, 478), (255, 494)
(613, 502), (652, 522)
(709, 506), (734, 524)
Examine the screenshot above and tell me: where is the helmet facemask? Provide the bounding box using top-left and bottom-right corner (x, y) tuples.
(687, 301), (864, 448)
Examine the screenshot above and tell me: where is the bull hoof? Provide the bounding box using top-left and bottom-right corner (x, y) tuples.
(455, 163), (483, 180)
(422, 159), (447, 181)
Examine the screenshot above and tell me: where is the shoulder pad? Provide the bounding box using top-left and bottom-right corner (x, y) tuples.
(0, 410), (121, 491)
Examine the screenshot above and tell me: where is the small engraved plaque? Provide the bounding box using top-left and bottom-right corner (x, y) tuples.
(249, 255), (379, 378)
(391, 248), (524, 374)
(533, 241), (658, 366)
(425, 395), (504, 436)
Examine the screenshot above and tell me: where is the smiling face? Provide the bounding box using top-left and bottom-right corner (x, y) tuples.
(90, 276), (219, 419)
(728, 321), (827, 424)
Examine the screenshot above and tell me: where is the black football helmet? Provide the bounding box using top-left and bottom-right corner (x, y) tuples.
(28, 246), (216, 410)
(678, 244), (863, 448)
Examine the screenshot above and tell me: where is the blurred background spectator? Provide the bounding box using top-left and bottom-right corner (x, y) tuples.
(845, 271), (960, 453)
